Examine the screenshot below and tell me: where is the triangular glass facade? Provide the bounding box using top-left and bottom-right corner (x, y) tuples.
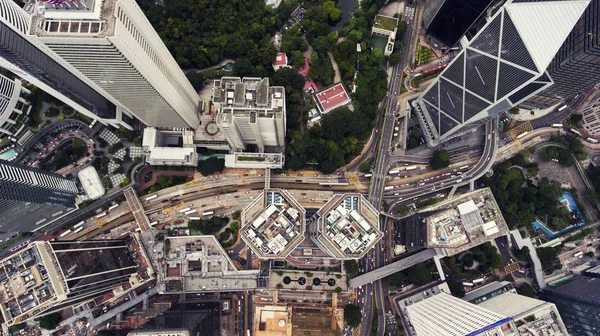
(438, 78), (464, 122)
(465, 49), (498, 102)
(423, 82), (440, 109)
(496, 61), (536, 98)
(470, 14), (502, 57)
(440, 113), (460, 135)
(500, 13), (538, 72)
(464, 91), (492, 122)
(441, 53), (465, 86)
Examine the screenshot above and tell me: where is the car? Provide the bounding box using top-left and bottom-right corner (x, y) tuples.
(314, 174), (318, 177)
(375, 129), (379, 133)
(394, 90), (397, 95)
(311, 198), (315, 201)
(87, 144), (90, 148)
(214, 196), (219, 199)
(245, 191), (249, 194)
(487, 156), (490, 161)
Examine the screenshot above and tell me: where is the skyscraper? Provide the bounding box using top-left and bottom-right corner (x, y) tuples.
(541, 275), (600, 336)
(405, 292), (513, 335)
(0, 239), (139, 327)
(26, 0), (199, 129)
(422, 0), (494, 48)
(413, 0), (590, 145)
(0, 160), (78, 232)
(0, 0), (120, 127)
(520, 0), (600, 109)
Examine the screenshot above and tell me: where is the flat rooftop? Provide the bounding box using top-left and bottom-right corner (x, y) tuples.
(78, 166), (105, 200)
(313, 194), (381, 259)
(315, 83), (351, 113)
(241, 189), (306, 258)
(161, 236), (258, 292)
(422, 188), (509, 256)
(253, 304), (342, 336)
(0, 243), (59, 326)
(373, 15), (398, 32)
(212, 77), (285, 114)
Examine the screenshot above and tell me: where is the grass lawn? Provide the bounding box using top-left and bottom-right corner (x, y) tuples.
(400, 72), (408, 94)
(374, 15), (398, 32)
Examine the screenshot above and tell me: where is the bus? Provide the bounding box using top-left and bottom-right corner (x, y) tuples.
(384, 186), (394, 191)
(587, 137), (599, 144)
(179, 207), (191, 213)
(558, 105), (568, 112)
(517, 131), (529, 139)
(405, 166), (417, 171)
(459, 165), (469, 170)
(108, 204), (118, 211)
(319, 182), (349, 186)
(463, 282), (474, 287)
(473, 278), (485, 284)
(73, 227), (83, 234)
(189, 217), (201, 220)
(551, 123), (563, 128)
(73, 221), (84, 229)
(95, 212), (107, 219)
(149, 221), (158, 226)
(364, 174), (373, 178)
(59, 230), (72, 238)
(184, 210), (197, 215)
(570, 128), (582, 137)
(389, 169), (400, 175)
(574, 251), (584, 258)
(202, 211), (214, 217)
(146, 195), (158, 201)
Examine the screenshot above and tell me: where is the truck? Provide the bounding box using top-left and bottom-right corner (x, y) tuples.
(179, 207), (191, 213)
(389, 169), (400, 175)
(574, 251), (584, 259)
(384, 186), (394, 191)
(405, 165), (418, 171)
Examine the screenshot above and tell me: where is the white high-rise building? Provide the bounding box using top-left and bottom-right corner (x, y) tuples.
(25, 0), (199, 128)
(414, 0), (590, 146)
(211, 77), (286, 152)
(406, 292), (513, 336)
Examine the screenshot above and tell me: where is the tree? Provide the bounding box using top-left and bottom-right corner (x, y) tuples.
(344, 260), (359, 276)
(291, 50), (305, 67)
(197, 157), (225, 176)
(37, 312), (62, 330)
(359, 161), (371, 173)
(429, 150), (450, 170)
(570, 114), (583, 126)
(462, 253), (474, 268)
(406, 263), (432, 286)
(509, 106), (519, 114)
(186, 72), (205, 92)
(517, 283), (536, 298)
(344, 304), (362, 328)
(322, 1), (342, 22)
(537, 247), (560, 268)
(385, 271), (405, 287)
(389, 52), (402, 65)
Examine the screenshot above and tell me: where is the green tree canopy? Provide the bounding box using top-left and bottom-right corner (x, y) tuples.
(406, 263), (432, 286)
(37, 312), (62, 330)
(429, 150), (450, 170)
(344, 304), (362, 328)
(344, 259), (360, 276)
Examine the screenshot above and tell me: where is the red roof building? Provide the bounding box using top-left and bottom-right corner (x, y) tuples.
(314, 82), (352, 114)
(273, 52), (289, 70)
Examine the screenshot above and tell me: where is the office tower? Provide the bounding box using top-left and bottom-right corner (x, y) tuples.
(521, 0), (600, 109)
(414, 0), (590, 146)
(309, 193), (381, 259)
(465, 282), (569, 335)
(0, 0), (121, 127)
(0, 239), (139, 327)
(0, 71), (32, 143)
(0, 160), (78, 232)
(241, 189), (305, 259)
(405, 292), (513, 335)
(577, 84), (600, 138)
(541, 275), (600, 335)
(211, 77), (286, 152)
(422, 0), (494, 48)
(25, 0), (199, 129)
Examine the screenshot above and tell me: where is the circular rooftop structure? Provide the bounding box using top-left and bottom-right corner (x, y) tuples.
(278, 320), (286, 327)
(205, 122), (219, 135)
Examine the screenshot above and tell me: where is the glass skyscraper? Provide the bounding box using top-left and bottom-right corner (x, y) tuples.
(541, 275), (600, 336)
(0, 160), (78, 232)
(414, 0), (590, 146)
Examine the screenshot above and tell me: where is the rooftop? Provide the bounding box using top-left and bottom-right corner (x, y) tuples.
(212, 77), (285, 115)
(142, 127), (197, 165)
(313, 193), (381, 259)
(253, 304), (343, 336)
(273, 52), (288, 67)
(241, 189), (306, 258)
(224, 152), (284, 169)
(422, 188), (509, 256)
(161, 236), (259, 292)
(314, 83), (351, 114)
(77, 166), (104, 200)
(128, 330), (190, 336)
(373, 14), (398, 32)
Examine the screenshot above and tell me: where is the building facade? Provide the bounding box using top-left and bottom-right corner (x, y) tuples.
(0, 0), (121, 127)
(520, 0), (600, 109)
(212, 77), (286, 153)
(0, 160), (78, 232)
(422, 0), (494, 48)
(0, 239), (139, 328)
(0, 72), (32, 142)
(414, 0), (590, 146)
(578, 84), (600, 138)
(541, 275), (600, 336)
(27, 0), (199, 129)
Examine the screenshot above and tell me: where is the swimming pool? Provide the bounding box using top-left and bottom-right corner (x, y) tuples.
(530, 191), (586, 239)
(0, 149), (17, 161)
